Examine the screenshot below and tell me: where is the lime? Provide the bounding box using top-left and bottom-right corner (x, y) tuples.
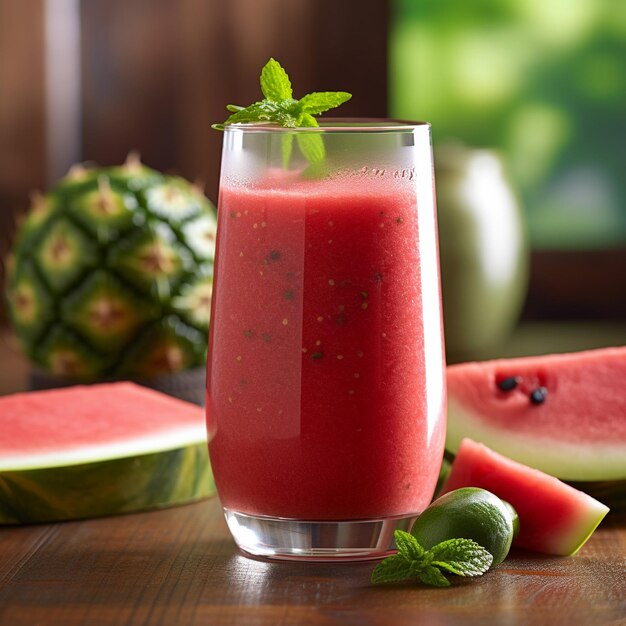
(411, 487), (517, 566)
(502, 499), (520, 540)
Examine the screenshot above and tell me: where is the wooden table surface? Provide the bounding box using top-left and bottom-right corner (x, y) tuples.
(2, 327), (626, 626)
(1, 497), (625, 626)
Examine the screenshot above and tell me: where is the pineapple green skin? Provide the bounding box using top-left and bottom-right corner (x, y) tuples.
(6, 159), (217, 380)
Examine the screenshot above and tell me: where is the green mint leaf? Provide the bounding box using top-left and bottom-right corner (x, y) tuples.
(224, 101), (273, 124)
(260, 58), (293, 101)
(371, 534), (490, 588)
(299, 91), (352, 115)
(224, 100), (298, 127)
(394, 530), (427, 562)
(417, 565), (451, 588)
(220, 59), (351, 128)
(298, 112), (319, 127)
(429, 539), (493, 577)
(295, 111), (325, 164)
(296, 134), (325, 164)
(281, 134), (294, 169)
(371, 555), (413, 584)
(217, 58), (352, 168)
(274, 107), (300, 128)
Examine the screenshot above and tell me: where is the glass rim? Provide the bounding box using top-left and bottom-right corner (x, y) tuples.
(220, 118), (430, 134)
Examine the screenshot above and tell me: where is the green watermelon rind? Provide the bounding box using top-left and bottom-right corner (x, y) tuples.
(554, 496), (610, 556)
(0, 441), (215, 524)
(446, 396), (626, 481)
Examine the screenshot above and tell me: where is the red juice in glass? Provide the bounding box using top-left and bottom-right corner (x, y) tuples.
(207, 121), (446, 560)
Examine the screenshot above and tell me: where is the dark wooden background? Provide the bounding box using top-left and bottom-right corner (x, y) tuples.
(80, 0), (389, 199)
(0, 0), (389, 322)
(0, 1), (47, 256)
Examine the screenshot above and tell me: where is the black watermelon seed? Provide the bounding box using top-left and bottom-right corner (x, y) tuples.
(498, 376), (520, 392)
(530, 387), (548, 405)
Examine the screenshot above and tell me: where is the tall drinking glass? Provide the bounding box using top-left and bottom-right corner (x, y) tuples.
(207, 120), (446, 560)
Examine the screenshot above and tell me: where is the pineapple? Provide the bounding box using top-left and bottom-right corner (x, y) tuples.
(5, 154), (217, 380)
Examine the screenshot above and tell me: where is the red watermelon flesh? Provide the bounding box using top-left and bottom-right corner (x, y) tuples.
(442, 438), (610, 555)
(0, 382), (207, 470)
(446, 346), (626, 481)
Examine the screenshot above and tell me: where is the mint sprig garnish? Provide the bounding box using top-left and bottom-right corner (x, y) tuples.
(260, 58), (293, 102)
(371, 531), (493, 587)
(217, 58), (351, 165)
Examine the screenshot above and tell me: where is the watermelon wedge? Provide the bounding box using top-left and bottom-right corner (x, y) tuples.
(441, 438), (610, 555)
(0, 382), (214, 523)
(446, 346), (626, 481)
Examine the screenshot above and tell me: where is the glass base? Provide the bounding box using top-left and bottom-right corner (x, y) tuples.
(223, 508), (417, 561)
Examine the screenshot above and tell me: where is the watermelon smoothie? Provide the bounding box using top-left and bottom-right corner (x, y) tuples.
(206, 121), (446, 558)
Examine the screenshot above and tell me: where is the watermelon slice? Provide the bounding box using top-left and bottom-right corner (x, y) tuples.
(441, 438), (609, 555)
(0, 382), (214, 523)
(446, 346), (626, 481)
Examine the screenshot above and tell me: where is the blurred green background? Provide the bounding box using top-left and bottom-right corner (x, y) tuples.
(391, 0), (626, 249)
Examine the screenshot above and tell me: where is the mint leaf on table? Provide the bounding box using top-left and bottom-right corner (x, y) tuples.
(371, 531), (492, 587)
(429, 538), (493, 577)
(394, 529), (427, 562)
(371, 555), (414, 584)
(216, 58), (352, 165)
(416, 565), (451, 588)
